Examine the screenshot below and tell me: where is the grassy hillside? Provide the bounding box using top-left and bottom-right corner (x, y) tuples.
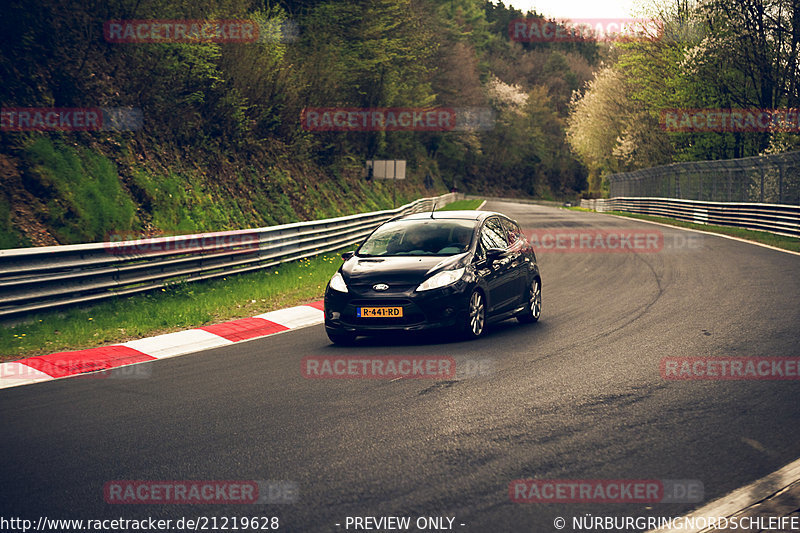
(0, 136), (443, 247)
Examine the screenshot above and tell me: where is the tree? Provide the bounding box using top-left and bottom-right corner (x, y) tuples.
(566, 67), (631, 187)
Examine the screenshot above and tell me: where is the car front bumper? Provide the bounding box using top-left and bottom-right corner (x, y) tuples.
(324, 282), (471, 336)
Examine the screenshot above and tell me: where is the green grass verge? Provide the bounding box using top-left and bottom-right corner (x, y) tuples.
(563, 206), (593, 212)
(0, 252), (347, 362)
(437, 198), (484, 211)
(600, 211), (800, 252)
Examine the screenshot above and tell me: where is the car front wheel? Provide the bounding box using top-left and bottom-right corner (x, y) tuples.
(462, 289), (486, 339)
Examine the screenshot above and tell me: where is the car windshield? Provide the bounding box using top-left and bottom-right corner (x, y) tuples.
(358, 219), (475, 256)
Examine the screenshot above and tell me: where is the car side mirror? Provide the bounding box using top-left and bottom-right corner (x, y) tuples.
(341, 251), (355, 261)
(486, 248), (506, 262)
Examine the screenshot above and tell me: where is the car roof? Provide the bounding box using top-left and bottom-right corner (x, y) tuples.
(399, 210), (503, 222)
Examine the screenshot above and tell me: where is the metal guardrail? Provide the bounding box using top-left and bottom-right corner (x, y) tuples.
(581, 197), (800, 238)
(606, 151), (800, 205)
(0, 192), (460, 319)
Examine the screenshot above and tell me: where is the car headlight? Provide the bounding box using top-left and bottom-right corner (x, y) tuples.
(416, 268), (465, 292)
(329, 272), (348, 293)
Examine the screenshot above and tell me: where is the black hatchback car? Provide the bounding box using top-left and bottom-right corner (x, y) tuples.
(324, 210), (541, 344)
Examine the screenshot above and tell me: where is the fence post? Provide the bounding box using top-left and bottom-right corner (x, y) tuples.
(727, 169), (732, 202)
(698, 169), (703, 201)
(712, 170), (717, 201)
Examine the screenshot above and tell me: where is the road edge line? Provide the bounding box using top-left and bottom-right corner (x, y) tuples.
(600, 212), (800, 257)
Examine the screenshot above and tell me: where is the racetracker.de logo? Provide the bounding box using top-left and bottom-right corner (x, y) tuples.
(103, 231), (259, 256)
(660, 108), (800, 132)
(509, 479), (703, 503)
(301, 356), (456, 379)
(103, 20), (259, 43)
(509, 18), (656, 42)
(1, 107), (142, 132)
(0, 360), (149, 380)
(522, 229), (663, 253)
(661, 357), (800, 380)
(301, 108), (457, 132)
(104, 480), (297, 504)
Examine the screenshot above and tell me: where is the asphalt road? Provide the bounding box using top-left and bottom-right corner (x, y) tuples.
(2, 201), (800, 532)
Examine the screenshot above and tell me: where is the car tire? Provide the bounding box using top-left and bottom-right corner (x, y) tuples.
(327, 330), (357, 345)
(461, 289), (486, 339)
(517, 277), (541, 324)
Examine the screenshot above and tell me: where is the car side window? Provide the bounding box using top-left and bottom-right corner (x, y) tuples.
(501, 218), (522, 247)
(480, 218), (508, 251)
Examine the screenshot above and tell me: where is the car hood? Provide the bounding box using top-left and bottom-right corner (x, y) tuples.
(341, 253), (469, 285)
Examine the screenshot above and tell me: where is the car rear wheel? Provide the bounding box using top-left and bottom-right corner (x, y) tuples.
(462, 289), (486, 339)
(327, 330), (356, 345)
(517, 277), (541, 323)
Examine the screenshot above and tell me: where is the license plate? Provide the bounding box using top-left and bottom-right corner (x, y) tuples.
(358, 306), (403, 318)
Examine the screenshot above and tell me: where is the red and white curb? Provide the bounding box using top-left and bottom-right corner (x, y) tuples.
(0, 301), (325, 390)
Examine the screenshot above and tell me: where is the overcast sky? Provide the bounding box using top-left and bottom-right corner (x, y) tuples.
(504, 0), (642, 20)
